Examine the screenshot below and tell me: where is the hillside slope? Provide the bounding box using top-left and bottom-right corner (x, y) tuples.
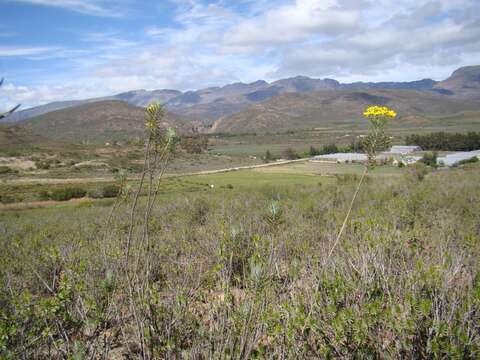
(212, 89), (480, 133)
(0, 124), (48, 148)
(22, 100), (190, 143)
(434, 66), (480, 101)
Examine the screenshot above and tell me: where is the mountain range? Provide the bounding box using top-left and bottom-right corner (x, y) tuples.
(2, 65), (480, 142)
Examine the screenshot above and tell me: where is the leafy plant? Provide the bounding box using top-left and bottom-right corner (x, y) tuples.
(50, 187), (86, 201)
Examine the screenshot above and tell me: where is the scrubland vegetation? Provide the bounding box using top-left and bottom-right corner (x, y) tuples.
(2, 95), (480, 359)
(2, 103), (480, 359)
(1, 158), (480, 358)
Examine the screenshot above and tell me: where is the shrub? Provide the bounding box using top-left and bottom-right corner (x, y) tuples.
(101, 184), (121, 198)
(264, 150), (275, 163)
(35, 160), (50, 170)
(38, 190), (51, 201)
(407, 162), (429, 181)
(320, 143), (339, 155)
(0, 193), (15, 204)
(420, 152), (438, 167)
(283, 147), (300, 160)
(0, 166), (14, 174)
(309, 146), (320, 156)
(50, 187), (86, 201)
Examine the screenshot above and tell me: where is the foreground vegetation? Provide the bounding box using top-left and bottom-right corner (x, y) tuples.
(1, 161), (480, 358)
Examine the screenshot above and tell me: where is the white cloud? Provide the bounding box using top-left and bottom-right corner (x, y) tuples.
(8, 0), (129, 17)
(223, 0), (360, 48)
(0, 46), (60, 57)
(2, 0), (480, 109)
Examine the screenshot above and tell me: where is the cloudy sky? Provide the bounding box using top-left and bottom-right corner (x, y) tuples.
(1, 0), (480, 110)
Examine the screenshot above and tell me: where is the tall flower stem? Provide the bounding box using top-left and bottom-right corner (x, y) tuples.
(326, 166), (368, 260)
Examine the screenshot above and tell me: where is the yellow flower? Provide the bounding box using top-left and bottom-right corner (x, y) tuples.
(144, 102), (164, 131)
(363, 105), (397, 119)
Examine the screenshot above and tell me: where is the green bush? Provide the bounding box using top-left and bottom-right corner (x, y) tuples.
(38, 190), (51, 201)
(264, 150), (276, 163)
(420, 152), (438, 167)
(320, 143), (339, 154)
(407, 162), (429, 181)
(283, 147), (300, 160)
(35, 161), (50, 170)
(50, 187), (86, 201)
(0, 193), (15, 204)
(0, 166), (14, 175)
(101, 184), (120, 198)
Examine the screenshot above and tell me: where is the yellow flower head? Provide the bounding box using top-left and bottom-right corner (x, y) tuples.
(145, 102), (164, 131)
(363, 106), (397, 119)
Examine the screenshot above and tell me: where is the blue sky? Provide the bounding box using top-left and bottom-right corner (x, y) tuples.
(1, 0), (480, 110)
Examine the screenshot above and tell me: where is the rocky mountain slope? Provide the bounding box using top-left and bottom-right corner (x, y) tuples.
(434, 66), (480, 101)
(212, 89), (480, 133)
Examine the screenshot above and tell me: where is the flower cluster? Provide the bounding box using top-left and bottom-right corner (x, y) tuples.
(145, 102), (164, 131)
(363, 106), (397, 119)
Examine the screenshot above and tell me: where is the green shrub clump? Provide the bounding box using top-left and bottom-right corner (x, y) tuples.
(50, 187), (86, 201)
(0, 166), (15, 175)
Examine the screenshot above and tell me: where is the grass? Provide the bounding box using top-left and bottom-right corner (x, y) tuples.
(0, 160), (404, 205)
(2, 160), (480, 358)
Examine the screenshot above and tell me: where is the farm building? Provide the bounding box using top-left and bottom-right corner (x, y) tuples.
(312, 153), (367, 162)
(383, 145), (421, 155)
(437, 150), (480, 166)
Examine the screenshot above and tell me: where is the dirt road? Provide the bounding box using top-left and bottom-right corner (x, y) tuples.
(4, 158), (310, 186)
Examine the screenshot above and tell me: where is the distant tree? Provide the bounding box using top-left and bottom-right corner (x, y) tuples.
(406, 132), (480, 151)
(320, 143), (339, 155)
(264, 150), (275, 163)
(283, 147), (300, 160)
(0, 78), (20, 119)
(309, 146), (320, 156)
(348, 139), (365, 153)
(180, 135), (208, 154)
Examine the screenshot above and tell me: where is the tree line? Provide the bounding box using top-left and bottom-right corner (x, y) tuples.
(405, 132), (480, 151)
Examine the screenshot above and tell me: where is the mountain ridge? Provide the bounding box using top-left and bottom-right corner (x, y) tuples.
(2, 74), (444, 124)
(3, 65), (480, 132)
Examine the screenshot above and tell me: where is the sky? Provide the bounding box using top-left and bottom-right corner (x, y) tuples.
(1, 0), (480, 110)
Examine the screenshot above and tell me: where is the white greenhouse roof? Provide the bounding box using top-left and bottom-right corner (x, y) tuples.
(384, 145), (421, 155)
(312, 153), (367, 161)
(437, 150), (480, 166)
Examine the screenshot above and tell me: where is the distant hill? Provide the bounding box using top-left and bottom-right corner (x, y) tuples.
(6, 99), (92, 123)
(211, 89), (480, 133)
(3, 73), (446, 124)
(3, 65), (480, 137)
(21, 100), (191, 144)
(342, 79), (437, 91)
(434, 66), (480, 101)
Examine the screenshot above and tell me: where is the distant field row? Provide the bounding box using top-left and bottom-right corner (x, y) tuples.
(0, 160), (406, 208)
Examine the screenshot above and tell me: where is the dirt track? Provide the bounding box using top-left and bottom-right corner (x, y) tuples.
(4, 158), (309, 186)
(1, 158), (310, 210)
